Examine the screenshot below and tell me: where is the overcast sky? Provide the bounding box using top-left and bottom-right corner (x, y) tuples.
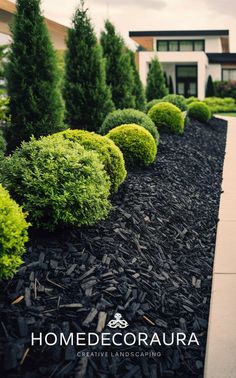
(2, 0), (236, 50)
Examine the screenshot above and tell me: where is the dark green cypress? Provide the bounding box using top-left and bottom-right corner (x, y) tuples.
(169, 76), (174, 94)
(146, 57), (168, 101)
(206, 75), (215, 97)
(128, 50), (146, 111)
(6, 0), (64, 149)
(63, 2), (114, 131)
(101, 20), (135, 109)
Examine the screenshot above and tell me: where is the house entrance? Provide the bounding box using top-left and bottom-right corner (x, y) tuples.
(176, 65), (197, 98)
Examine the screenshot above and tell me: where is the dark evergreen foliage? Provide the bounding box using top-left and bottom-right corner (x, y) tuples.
(146, 57), (168, 101)
(128, 50), (146, 111)
(64, 1), (114, 131)
(101, 20), (135, 109)
(6, 0), (64, 149)
(206, 75), (216, 97)
(169, 76), (174, 94)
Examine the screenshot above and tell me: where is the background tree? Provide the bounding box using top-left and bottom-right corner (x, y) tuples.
(146, 58), (168, 101)
(128, 50), (146, 111)
(64, 2), (114, 131)
(206, 75), (215, 97)
(6, 0), (64, 149)
(169, 76), (174, 94)
(101, 20), (135, 109)
(0, 45), (8, 88)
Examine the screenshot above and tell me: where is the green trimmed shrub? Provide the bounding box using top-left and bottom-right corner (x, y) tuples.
(0, 96), (10, 123)
(0, 137), (111, 230)
(148, 102), (185, 134)
(100, 109), (159, 144)
(0, 184), (30, 279)
(145, 99), (161, 113)
(162, 94), (187, 111)
(187, 101), (211, 122)
(186, 97), (199, 105)
(0, 129), (6, 158)
(50, 129), (127, 193)
(203, 97), (236, 113)
(107, 124), (157, 167)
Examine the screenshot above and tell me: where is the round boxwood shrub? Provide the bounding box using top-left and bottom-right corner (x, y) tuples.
(107, 124), (157, 167)
(0, 137), (111, 230)
(187, 101), (211, 122)
(162, 94), (187, 111)
(186, 96), (200, 105)
(50, 129), (127, 193)
(0, 184), (30, 279)
(145, 99), (161, 113)
(148, 102), (185, 134)
(99, 109), (159, 144)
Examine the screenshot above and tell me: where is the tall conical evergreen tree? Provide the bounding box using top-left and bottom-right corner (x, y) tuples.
(206, 75), (215, 97)
(128, 50), (146, 111)
(64, 2), (114, 131)
(169, 76), (174, 94)
(6, 0), (64, 149)
(101, 20), (135, 109)
(146, 58), (168, 101)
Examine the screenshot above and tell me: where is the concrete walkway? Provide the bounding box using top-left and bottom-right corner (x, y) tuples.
(204, 117), (236, 378)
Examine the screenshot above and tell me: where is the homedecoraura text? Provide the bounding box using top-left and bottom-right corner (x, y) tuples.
(31, 332), (199, 346)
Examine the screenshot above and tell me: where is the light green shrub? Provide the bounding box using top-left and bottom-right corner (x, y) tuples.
(162, 94), (187, 111)
(50, 129), (127, 193)
(203, 97), (236, 113)
(107, 124), (157, 167)
(186, 97), (199, 105)
(0, 136), (111, 230)
(188, 101), (211, 122)
(0, 184), (30, 279)
(100, 108), (159, 144)
(148, 102), (184, 134)
(145, 99), (161, 113)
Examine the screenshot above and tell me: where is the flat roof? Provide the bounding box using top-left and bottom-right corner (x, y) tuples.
(129, 30), (229, 37)
(207, 53), (236, 63)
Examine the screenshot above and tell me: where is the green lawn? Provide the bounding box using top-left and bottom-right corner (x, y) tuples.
(215, 113), (236, 117)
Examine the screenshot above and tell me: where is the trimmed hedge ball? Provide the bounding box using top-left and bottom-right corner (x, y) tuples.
(0, 137), (111, 230)
(99, 109), (159, 144)
(162, 94), (187, 111)
(50, 129), (127, 193)
(107, 124), (157, 167)
(148, 102), (185, 134)
(0, 184), (30, 279)
(145, 99), (161, 113)
(187, 101), (211, 122)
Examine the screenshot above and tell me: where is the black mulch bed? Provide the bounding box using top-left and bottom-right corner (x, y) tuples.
(0, 118), (227, 378)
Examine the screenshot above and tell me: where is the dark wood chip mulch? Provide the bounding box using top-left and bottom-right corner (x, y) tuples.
(0, 118), (227, 378)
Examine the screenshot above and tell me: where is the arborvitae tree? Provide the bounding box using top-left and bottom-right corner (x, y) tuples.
(169, 76), (174, 94)
(6, 0), (64, 149)
(206, 75), (215, 97)
(146, 58), (168, 101)
(128, 50), (146, 111)
(164, 72), (168, 88)
(64, 2), (114, 131)
(101, 20), (135, 109)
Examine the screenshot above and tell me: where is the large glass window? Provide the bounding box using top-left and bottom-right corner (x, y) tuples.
(156, 39), (204, 52)
(169, 41), (178, 51)
(222, 69), (236, 81)
(177, 66), (197, 78)
(179, 40), (193, 51)
(157, 41), (168, 51)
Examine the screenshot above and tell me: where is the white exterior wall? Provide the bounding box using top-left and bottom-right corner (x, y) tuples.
(139, 51), (208, 99)
(207, 64), (222, 81)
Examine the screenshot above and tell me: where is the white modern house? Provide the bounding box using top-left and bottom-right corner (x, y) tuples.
(129, 30), (236, 99)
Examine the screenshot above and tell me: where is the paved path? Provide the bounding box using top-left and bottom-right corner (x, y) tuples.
(204, 117), (236, 378)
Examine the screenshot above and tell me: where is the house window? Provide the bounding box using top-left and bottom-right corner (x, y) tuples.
(179, 40), (193, 51)
(222, 69), (236, 81)
(156, 39), (204, 52)
(157, 41), (168, 51)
